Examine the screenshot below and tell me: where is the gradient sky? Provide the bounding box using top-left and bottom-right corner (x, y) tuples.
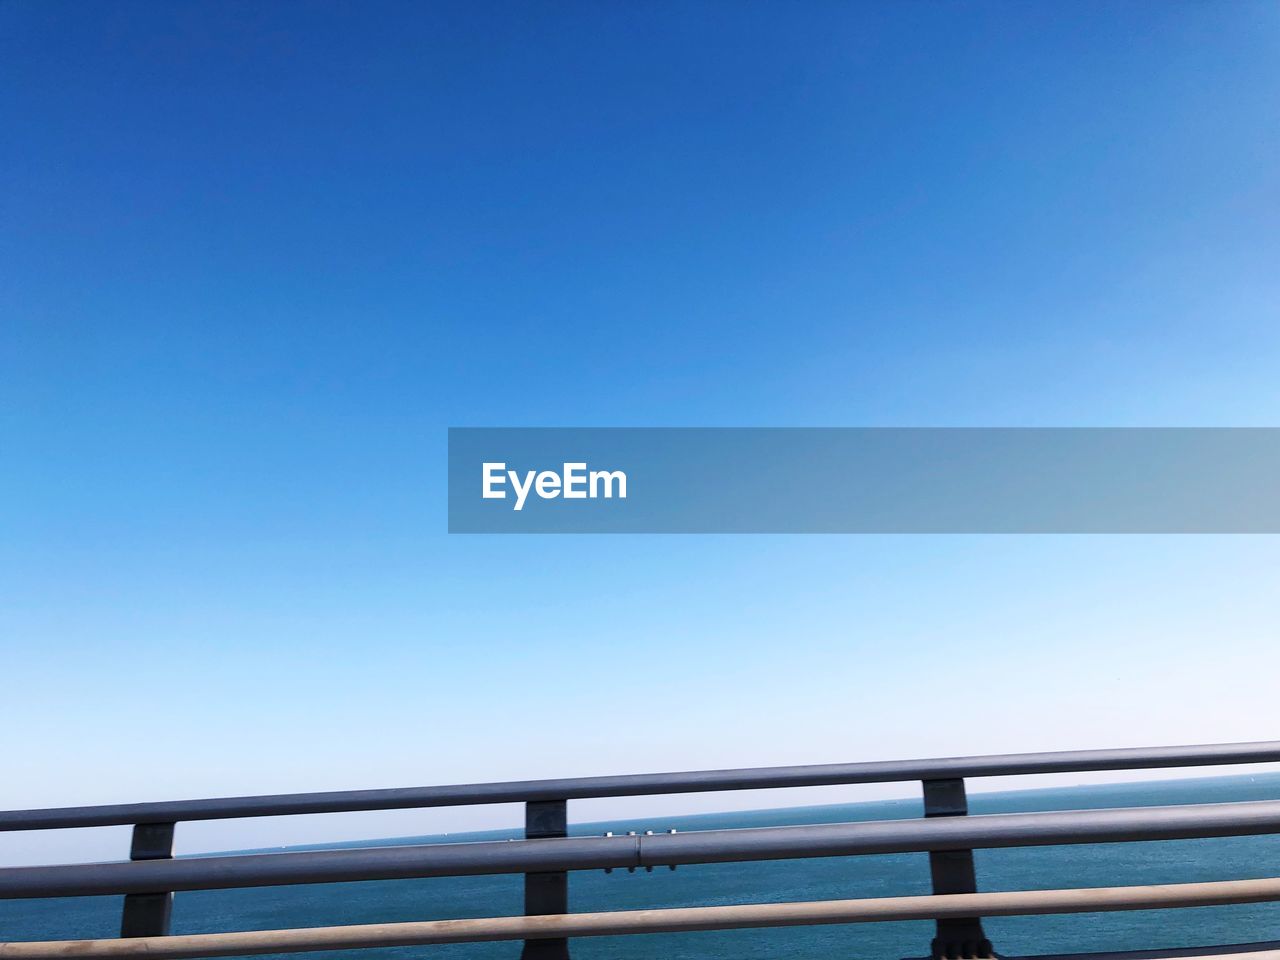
(3, 2), (1280, 866)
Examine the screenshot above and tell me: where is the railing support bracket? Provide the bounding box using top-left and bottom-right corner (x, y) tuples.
(521, 799), (570, 960)
(923, 779), (994, 960)
(120, 822), (175, 938)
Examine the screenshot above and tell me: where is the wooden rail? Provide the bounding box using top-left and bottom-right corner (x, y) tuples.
(5, 878), (1280, 959)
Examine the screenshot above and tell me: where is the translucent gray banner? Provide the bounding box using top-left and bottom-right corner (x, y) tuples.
(447, 428), (1280, 533)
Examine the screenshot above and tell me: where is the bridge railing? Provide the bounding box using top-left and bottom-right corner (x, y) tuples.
(3, 741), (1280, 960)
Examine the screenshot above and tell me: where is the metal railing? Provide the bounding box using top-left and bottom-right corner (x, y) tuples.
(3, 741), (1280, 960)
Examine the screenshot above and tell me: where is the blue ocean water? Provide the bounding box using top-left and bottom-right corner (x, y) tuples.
(6, 774), (1280, 959)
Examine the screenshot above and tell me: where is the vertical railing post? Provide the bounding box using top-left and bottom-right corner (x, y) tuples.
(922, 779), (993, 960)
(120, 821), (175, 938)
(520, 799), (570, 960)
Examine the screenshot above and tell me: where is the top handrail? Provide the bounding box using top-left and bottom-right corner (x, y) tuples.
(4, 740), (1279, 832)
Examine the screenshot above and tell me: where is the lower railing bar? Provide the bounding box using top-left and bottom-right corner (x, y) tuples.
(1008, 945), (1280, 960)
(5, 878), (1280, 960)
(8, 798), (1280, 899)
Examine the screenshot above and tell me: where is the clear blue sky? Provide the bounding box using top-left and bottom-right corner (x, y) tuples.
(2, 2), (1279, 864)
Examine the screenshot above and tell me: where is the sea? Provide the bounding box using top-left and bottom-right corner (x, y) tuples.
(6, 773), (1280, 960)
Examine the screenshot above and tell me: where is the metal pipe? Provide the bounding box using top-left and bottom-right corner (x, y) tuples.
(6, 798), (1280, 899)
(4, 878), (1280, 959)
(4, 741), (1278, 832)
